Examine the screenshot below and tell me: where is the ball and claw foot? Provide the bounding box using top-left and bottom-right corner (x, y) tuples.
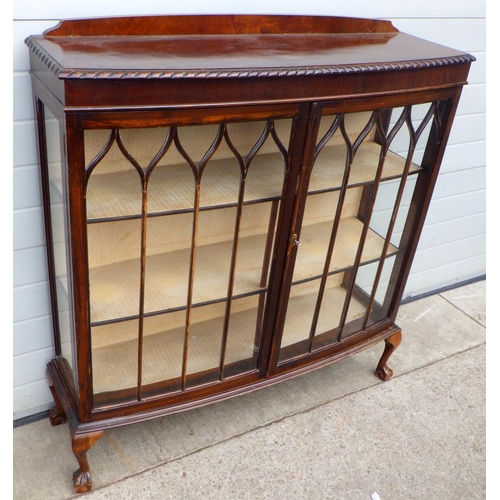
(71, 431), (104, 494)
(375, 364), (394, 381)
(73, 468), (93, 494)
(375, 331), (402, 382)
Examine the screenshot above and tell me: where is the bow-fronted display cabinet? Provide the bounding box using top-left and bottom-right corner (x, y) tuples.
(26, 14), (474, 492)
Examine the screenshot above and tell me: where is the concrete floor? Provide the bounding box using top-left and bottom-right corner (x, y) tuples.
(13, 280), (486, 500)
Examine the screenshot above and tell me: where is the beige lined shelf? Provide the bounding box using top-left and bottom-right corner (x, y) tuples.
(91, 277), (365, 396)
(309, 141), (420, 192)
(88, 214), (396, 324)
(280, 276), (367, 350)
(92, 298), (260, 394)
(86, 153), (285, 220)
(83, 141), (419, 220)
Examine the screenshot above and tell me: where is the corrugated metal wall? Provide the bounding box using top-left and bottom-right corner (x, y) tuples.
(13, 2), (486, 420)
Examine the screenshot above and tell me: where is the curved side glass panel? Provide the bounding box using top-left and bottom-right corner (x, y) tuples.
(43, 105), (77, 386)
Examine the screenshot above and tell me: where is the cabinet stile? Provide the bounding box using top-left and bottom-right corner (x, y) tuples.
(254, 198), (280, 361)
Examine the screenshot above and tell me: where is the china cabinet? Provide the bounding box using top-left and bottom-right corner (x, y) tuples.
(26, 14), (474, 492)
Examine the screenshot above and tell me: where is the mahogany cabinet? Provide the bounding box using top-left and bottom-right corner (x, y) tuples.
(26, 14), (474, 492)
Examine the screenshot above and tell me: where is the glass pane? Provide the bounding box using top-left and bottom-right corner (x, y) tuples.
(85, 129), (144, 219)
(141, 310), (186, 394)
(91, 318), (139, 406)
(389, 103), (435, 167)
(87, 219), (142, 323)
(312, 271), (367, 350)
(240, 119), (290, 202)
(310, 112), (372, 191)
(232, 201), (279, 296)
(361, 255), (398, 329)
(280, 278), (322, 359)
(45, 107), (76, 377)
(143, 212), (193, 314)
(223, 294), (263, 377)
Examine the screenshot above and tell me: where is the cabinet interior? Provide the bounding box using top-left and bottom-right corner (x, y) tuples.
(74, 108), (427, 403)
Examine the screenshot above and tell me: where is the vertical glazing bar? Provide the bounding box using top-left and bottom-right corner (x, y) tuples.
(136, 181), (148, 400)
(219, 118), (279, 377)
(174, 122), (223, 389)
(115, 130), (147, 401)
(181, 181), (200, 391)
(219, 177), (246, 379)
(137, 127), (174, 397)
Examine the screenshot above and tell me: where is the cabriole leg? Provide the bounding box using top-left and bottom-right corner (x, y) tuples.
(375, 330), (402, 381)
(71, 430), (104, 493)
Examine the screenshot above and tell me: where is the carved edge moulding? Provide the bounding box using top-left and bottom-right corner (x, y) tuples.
(26, 14), (474, 493)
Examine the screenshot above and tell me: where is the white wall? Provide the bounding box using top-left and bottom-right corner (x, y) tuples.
(12, 1), (486, 420)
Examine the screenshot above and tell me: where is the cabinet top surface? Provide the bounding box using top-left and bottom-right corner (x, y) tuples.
(26, 15), (473, 80)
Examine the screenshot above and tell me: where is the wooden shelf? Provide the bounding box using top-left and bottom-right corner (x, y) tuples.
(88, 215), (396, 324)
(83, 141), (419, 221)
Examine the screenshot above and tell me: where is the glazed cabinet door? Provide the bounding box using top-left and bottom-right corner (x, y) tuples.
(81, 105), (306, 409)
(274, 94), (458, 367)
